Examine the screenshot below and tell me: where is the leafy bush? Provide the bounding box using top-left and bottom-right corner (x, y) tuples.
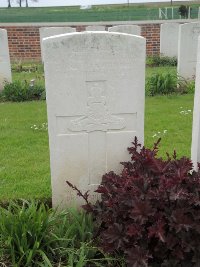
(177, 77), (195, 94)
(0, 200), (57, 266)
(1, 80), (45, 102)
(178, 5), (189, 18)
(146, 72), (177, 96)
(68, 137), (200, 267)
(0, 200), (112, 266)
(11, 61), (44, 73)
(146, 56), (177, 67)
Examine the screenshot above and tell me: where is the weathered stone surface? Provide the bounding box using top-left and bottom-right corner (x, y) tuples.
(108, 25), (141, 35)
(0, 29), (12, 92)
(39, 27), (76, 61)
(178, 22), (200, 80)
(85, 25), (105, 31)
(160, 23), (179, 58)
(43, 32), (145, 208)
(191, 36), (200, 170)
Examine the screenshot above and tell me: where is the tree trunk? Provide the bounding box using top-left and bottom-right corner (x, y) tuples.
(8, 0), (11, 8)
(26, 0), (28, 7)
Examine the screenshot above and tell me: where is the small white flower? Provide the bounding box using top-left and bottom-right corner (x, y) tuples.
(163, 130), (167, 134)
(152, 134), (157, 138)
(188, 110), (191, 112)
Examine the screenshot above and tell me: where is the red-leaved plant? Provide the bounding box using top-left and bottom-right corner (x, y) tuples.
(67, 137), (200, 267)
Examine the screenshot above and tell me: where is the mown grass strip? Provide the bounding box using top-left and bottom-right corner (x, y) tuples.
(0, 4), (199, 23)
(0, 93), (194, 201)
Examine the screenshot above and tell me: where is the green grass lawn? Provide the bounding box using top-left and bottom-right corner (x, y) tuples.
(0, 94), (194, 201)
(0, 3), (199, 22)
(0, 101), (51, 200)
(0, 65), (194, 201)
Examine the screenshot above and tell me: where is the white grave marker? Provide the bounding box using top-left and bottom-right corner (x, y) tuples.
(178, 22), (200, 80)
(191, 36), (200, 170)
(0, 29), (12, 92)
(108, 25), (141, 36)
(85, 25), (105, 31)
(160, 23), (179, 58)
(39, 27), (76, 61)
(43, 32), (145, 208)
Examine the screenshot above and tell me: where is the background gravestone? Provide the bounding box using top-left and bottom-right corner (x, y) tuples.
(108, 25), (141, 36)
(39, 27), (76, 61)
(178, 22), (200, 80)
(160, 23), (179, 58)
(85, 25), (105, 31)
(43, 32), (145, 208)
(0, 29), (12, 92)
(191, 35), (200, 170)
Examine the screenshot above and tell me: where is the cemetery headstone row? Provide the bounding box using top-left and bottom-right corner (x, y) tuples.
(160, 22), (200, 80)
(39, 27), (76, 62)
(0, 29), (12, 92)
(178, 22), (200, 80)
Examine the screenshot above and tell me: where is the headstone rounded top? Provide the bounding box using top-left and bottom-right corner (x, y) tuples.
(43, 31), (145, 45)
(85, 25), (106, 31)
(40, 26), (76, 34)
(180, 21), (200, 28)
(43, 31), (145, 63)
(108, 25), (141, 36)
(0, 28), (7, 34)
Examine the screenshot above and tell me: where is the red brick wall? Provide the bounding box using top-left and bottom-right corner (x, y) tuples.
(141, 24), (160, 56)
(1, 23), (161, 61)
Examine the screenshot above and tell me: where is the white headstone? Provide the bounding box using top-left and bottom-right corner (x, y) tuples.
(178, 22), (200, 80)
(160, 23), (179, 58)
(80, 5), (92, 9)
(43, 32), (145, 208)
(108, 25), (141, 36)
(191, 36), (200, 170)
(85, 25), (105, 31)
(39, 27), (76, 61)
(0, 29), (12, 92)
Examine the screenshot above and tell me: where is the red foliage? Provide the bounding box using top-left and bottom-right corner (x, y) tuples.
(67, 137), (200, 267)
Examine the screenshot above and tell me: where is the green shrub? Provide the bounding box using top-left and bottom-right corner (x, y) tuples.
(177, 77), (195, 94)
(146, 72), (177, 96)
(11, 61), (44, 73)
(0, 200), (57, 266)
(1, 80), (45, 102)
(0, 200), (113, 266)
(178, 5), (189, 18)
(146, 56), (177, 67)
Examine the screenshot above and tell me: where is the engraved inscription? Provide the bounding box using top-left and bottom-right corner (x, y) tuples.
(55, 81), (137, 187)
(69, 81), (125, 132)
